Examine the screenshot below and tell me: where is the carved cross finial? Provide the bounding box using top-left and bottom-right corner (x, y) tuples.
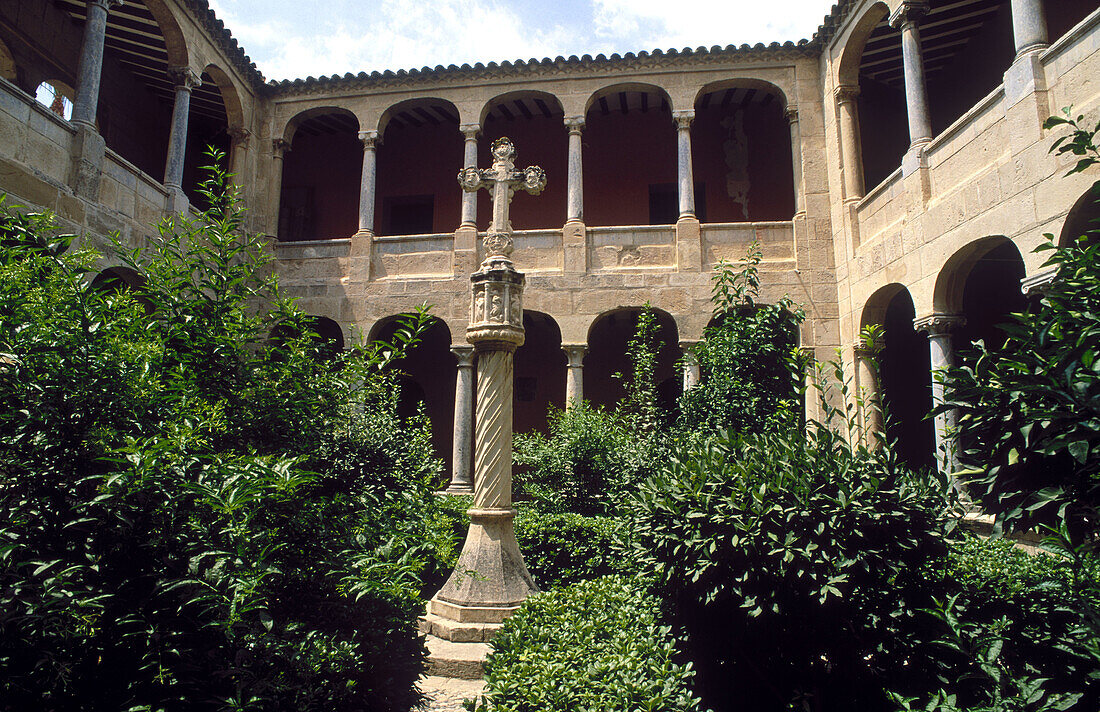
(458, 137), (546, 266)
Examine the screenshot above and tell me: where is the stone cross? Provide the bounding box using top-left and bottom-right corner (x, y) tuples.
(458, 137), (546, 265)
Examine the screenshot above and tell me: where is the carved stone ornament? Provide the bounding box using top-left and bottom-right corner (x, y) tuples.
(890, 0), (930, 28)
(673, 110), (695, 130)
(167, 66), (203, 90)
(834, 85), (861, 104)
(913, 313), (965, 335)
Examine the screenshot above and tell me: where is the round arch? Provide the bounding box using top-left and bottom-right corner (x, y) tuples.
(139, 0), (189, 69)
(1059, 186), (1100, 247)
(515, 310), (566, 435)
(933, 235), (1017, 314)
(836, 1), (891, 87)
(0, 36), (16, 83)
(281, 105), (359, 145)
(584, 82), (673, 116)
(478, 90), (565, 127)
(584, 306), (681, 413)
(201, 63), (245, 130)
(693, 79), (788, 111)
(90, 266), (145, 292)
(860, 282), (908, 329)
(376, 97), (460, 136)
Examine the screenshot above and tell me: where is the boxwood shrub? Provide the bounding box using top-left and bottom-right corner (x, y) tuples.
(470, 576), (701, 712)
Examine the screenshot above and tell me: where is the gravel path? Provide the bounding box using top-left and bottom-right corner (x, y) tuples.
(419, 675), (485, 711)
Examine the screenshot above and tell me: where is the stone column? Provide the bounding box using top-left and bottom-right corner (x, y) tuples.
(835, 86), (865, 200)
(891, 2), (933, 147)
(853, 337), (884, 447)
(1010, 0), (1049, 58)
(446, 345), (476, 494)
(164, 66), (201, 198)
(565, 118), (584, 224)
(460, 125), (480, 228)
(680, 340), (701, 391)
(673, 110), (696, 220)
(227, 127), (250, 186)
(562, 343), (586, 409)
(356, 130), (379, 237)
(270, 138), (290, 237)
(71, 0), (121, 129)
(785, 106), (804, 215)
(915, 314), (965, 475)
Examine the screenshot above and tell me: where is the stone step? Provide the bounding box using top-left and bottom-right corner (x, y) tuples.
(419, 612), (503, 643)
(424, 634), (490, 680)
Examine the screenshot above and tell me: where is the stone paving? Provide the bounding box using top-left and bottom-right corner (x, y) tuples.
(419, 675), (485, 712)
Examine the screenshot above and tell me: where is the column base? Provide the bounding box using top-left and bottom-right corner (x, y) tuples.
(438, 483), (474, 496)
(166, 185), (189, 215)
(674, 216), (702, 272)
(431, 507), (537, 616)
(68, 123), (106, 201)
(563, 220), (587, 274)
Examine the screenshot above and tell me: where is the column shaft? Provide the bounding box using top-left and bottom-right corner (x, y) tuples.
(563, 344), (586, 408)
(835, 87), (865, 200)
(674, 111), (696, 219)
(916, 314), (964, 475)
(473, 349), (515, 509)
(164, 68), (199, 191)
(72, 0), (117, 128)
(271, 139), (289, 236)
(447, 346), (475, 494)
(565, 118), (584, 223)
(786, 107), (804, 215)
(357, 131), (379, 236)
(460, 125), (479, 227)
(892, 3), (933, 146)
(1011, 0), (1049, 57)
(854, 343), (884, 447)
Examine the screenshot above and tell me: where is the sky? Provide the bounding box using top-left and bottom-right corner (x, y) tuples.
(206, 0), (838, 81)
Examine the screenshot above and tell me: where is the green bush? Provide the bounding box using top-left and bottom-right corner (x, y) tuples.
(621, 384), (954, 712)
(514, 403), (666, 517)
(0, 154), (452, 711)
(470, 576), (702, 712)
(514, 509), (621, 590)
(677, 242), (804, 437)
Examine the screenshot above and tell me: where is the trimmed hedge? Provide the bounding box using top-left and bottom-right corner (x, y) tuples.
(470, 576), (701, 712)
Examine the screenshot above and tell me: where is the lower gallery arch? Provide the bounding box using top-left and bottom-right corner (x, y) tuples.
(1059, 186), (1100, 247)
(862, 284), (934, 470)
(370, 315), (456, 474)
(513, 311), (565, 435)
(584, 307), (680, 414)
(936, 237), (1027, 356)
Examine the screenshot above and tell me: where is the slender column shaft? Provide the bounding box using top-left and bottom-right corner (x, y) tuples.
(271, 139), (290, 235)
(915, 314), (965, 475)
(565, 118), (584, 223)
(786, 106), (804, 215)
(164, 67), (200, 190)
(673, 111), (696, 219)
(72, 0), (119, 128)
(228, 127), (250, 185)
(835, 86), (865, 199)
(460, 125), (480, 227)
(891, 3), (933, 146)
(357, 130), (379, 235)
(679, 340), (701, 391)
(1011, 0), (1049, 58)
(562, 344), (586, 408)
(447, 346), (475, 494)
(854, 341), (884, 446)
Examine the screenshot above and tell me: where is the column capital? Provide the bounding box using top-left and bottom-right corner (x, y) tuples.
(272, 138), (290, 157)
(1021, 266), (1059, 296)
(167, 66), (202, 90)
(228, 126), (251, 147)
(678, 339), (701, 350)
(672, 110), (695, 129)
(358, 130), (380, 148)
(834, 84), (861, 104)
(784, 105), (799, 124)
(914, 313), (965, 335)
(564, 116), (585, 135)
(90, 0), (125, 11)
(890, 1), (929, 28)
(562, 343), (587, 365)
(459, 124), (481, 140)
(451, 344), (476, 367)
(853, 336), (884, 358)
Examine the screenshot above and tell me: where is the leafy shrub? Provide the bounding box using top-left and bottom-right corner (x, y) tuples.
(678, 242), (804, 436)
(0, 154), (452, 711)
(941, 110), (1100, 535)
(622, 369), (955, 712)
(469, 576), (702, 712)
(514, 509), (621, 590)
(514, 403), (666, 516)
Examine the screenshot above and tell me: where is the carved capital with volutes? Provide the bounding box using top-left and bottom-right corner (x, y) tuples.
(459, 123), (481, 141)
(358, 130), (380, 149)
(562, 343), (587, 366)
(228, 127), (251, 148)
(853, 335), (885, 359)
(913, 313), (965, 335)
(167, 66), (202, 91)
(92, 0), (126, 12)
(672, 110), (695, 130)
(784, 106), (799, 124)
(272, 138), (290, 158)
(451, 344), (476, 368)
(564, 116), (585, 135)
(834, 85), (861, 105)
(890, 0), (930, 28)
(468, 269), (525, 350)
